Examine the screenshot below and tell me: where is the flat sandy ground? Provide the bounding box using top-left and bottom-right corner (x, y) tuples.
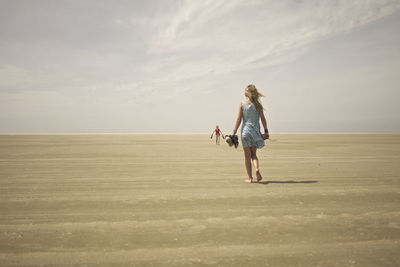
(0, 134), (399, 266)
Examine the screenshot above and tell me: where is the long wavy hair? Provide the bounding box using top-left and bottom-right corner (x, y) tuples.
(245, 84), (264, 114)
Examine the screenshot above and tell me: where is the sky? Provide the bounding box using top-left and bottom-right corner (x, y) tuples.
(1, 0), (400, 133)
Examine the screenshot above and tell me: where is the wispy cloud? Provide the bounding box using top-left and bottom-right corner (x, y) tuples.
(141, 0), (400, 84)
(1, 0), (399, 132)
(1, 0), (399, 96)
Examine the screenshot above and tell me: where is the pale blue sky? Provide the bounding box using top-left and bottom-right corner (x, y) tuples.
(1, 0), (400, 133)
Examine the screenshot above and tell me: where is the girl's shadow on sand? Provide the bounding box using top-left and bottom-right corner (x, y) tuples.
(258, 180), (318, 185)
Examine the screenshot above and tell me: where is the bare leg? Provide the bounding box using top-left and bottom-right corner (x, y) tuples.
(250, 146), (262, 182)
(243, 147), (253, 183)
(216, 135), (220, 145)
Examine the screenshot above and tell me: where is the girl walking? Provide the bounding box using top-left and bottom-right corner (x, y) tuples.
(232, 84), (269, 183)
(210, 125), (224, 145)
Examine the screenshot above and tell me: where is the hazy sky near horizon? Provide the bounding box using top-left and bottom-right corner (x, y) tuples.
(1, 0), (400, 133)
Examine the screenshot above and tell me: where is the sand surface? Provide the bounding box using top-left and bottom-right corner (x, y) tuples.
(0, 134), (399, 266)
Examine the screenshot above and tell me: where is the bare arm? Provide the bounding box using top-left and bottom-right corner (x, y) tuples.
(232, 103), (243, 135)
(260, 111), (268, 131)
(260, 110), (269, 139)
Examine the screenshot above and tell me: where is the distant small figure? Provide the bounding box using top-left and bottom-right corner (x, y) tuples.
(210, 125), (224, 145)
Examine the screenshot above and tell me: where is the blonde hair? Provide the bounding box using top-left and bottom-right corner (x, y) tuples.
(245, 84), (264, 113)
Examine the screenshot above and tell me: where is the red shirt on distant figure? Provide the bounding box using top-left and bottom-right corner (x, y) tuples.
(210, 125), (224, 145)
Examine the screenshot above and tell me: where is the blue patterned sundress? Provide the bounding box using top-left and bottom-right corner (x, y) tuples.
(240, 101), (265, 149)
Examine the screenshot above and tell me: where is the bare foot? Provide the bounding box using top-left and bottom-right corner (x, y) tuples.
(256, 170), (262, 182)
(244, 179), (253, 183)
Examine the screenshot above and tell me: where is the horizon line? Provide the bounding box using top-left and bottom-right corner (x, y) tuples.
(0, 132), (399, 135)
